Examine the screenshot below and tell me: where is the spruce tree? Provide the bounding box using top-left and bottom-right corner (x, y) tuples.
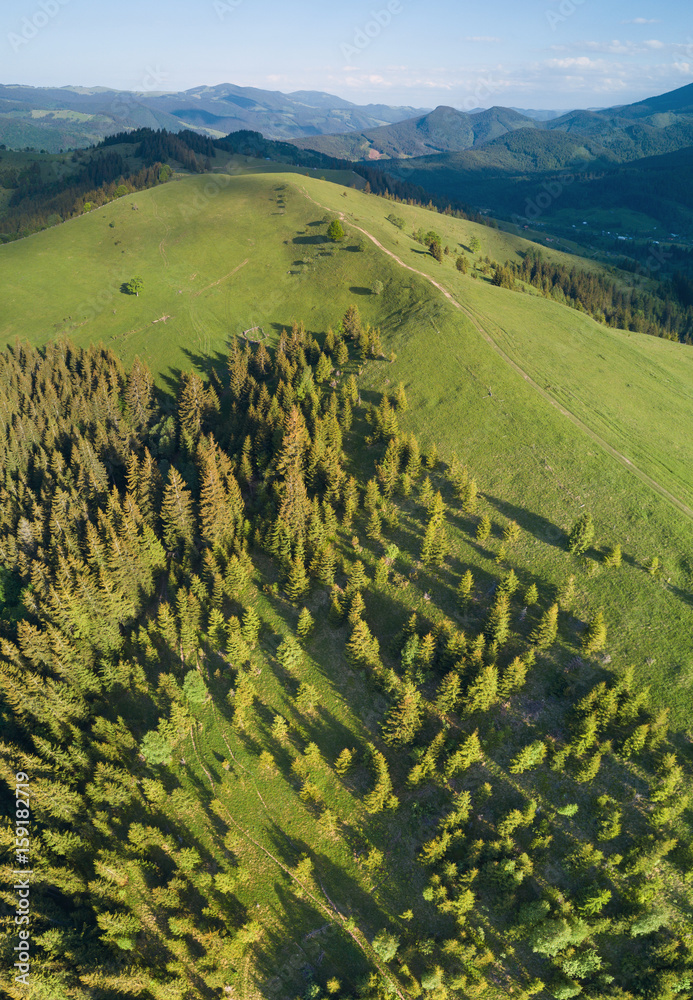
(531, 603), (559, 649)
(568, 512), (594, 555)
(509, 741), (547, 774)
(297, 607), (315, 638)
(285, 541), (309, 602)
(460, 478), (479, 515)
(241, 606), (262, 646)
(422, 492), (448, 566)
(582, 610), (607, 656)
(464, 665), (498, 713)
(419, 476), (435, 510)
(486, 591), (511, 646)
(500, 656), (528, 698)
(457, 570), (474, 607)
(347, 618), (380, 669)
(436, 672), (462, 714)
(603, 543), (622, 568)
(160, 468), (195, 553)
(476, 514), (491, 541)
(503, 520), (520, 545)
(382, 681), (424, 746)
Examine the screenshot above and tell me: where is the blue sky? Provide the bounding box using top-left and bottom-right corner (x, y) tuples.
(2, 0), (691, 109)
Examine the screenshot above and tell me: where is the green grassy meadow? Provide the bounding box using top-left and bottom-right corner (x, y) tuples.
(3, 169), (693, 727)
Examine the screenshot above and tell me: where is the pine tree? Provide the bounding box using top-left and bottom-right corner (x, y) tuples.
(457, 570), (474, 607)
(500, 656), (528, 698)
(582, 610), (607, 656)
(503, 520), (520, 545)
(342, 476), (359, 527)
(277, 635), (303, 673)
(394, 382), (408, 411)
(199, 447), (242, 550)
(509, 741), (547, 774)
(422, 492), (447, 566)
(464, 665), (498, 713)
(621, 724), (649, 759)
(242, 606), (262, 646)
(568, 512), (594, 555)
(445, 729), (483, 776)
(160, 467), (195, 552)
(334, 748), (354, 775)
(476, 514), (491, 541)
(524, 583), (539, 606)
(531, 603), (559, 649)
(348, 590), (366, 626)
(486, 591), (511, 646)
(125, 355), (154, 429)
(347, 618), (380, 669)
(419, 476), (435, 510)
(178, 371), (210, 456)
(297, 607), (315, 638)
(460, 478), (479, 515)
(377, 437), (401, 497)
(602, 543), (622, 568)
(364, 477), (381, 513)
(328, 586), (344, 625)
(366, 508), (382, 542)
(227, 616), (250, 665)
(315, 352), (333, 383)
(436, 672), (462, 714)
(382, 681), (424, 745)
(364, 743), (397, 813)
(576, 752), (602, 784)
(346, 560), (369, 595)
(285, 541), (309, 602)
(498, 569), (520, 596)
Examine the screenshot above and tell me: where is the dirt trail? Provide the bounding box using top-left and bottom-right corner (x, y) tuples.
(193, 257), (249, 296)
(300, 185), (693, 523)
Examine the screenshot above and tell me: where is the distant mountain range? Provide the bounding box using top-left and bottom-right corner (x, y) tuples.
(0, 83), (430, 152)
(295, 83), (693, 166)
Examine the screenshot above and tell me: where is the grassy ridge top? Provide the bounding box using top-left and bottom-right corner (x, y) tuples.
(3, 169), (693, 722)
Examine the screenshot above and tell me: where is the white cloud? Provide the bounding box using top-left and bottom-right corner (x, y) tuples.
(549, 56), (604, 69)
(622, 17), (660, 24)
(464, 36), (502, 43)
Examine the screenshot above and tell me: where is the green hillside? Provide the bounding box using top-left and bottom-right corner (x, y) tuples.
(3, 170), (693, 727)
(3, 165), (693, 1000)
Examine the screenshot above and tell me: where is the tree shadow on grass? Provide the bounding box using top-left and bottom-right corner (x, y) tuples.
(251, 880), (370, 997)
(349, 286), (373, 295)
(293, 234), (329, 245)
(484, 492), (566, 550)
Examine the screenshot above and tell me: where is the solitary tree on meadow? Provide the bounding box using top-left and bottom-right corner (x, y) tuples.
(124, 276), (144, 297)
(328, 220), (345, 242)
